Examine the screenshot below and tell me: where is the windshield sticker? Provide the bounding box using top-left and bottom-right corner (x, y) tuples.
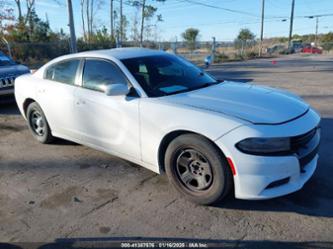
(159, 85), (187, 93)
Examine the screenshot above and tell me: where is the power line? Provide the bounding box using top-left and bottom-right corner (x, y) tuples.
(179, 0), (260, 17)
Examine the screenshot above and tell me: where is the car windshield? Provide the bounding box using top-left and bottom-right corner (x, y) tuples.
(121, 54), (219, 97)
(0, 52), (16, 66)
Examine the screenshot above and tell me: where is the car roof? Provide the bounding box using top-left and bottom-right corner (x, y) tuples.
(71, 47), (166, 60)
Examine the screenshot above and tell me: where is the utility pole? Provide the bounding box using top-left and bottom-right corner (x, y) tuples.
(259, 0), (265, 57)
(140, 0), (146, 47)
(119, 0), (123, 47)
(315, 16), (319, 45)
(67, 0), (77, 53)
(288, 0), (295, 50)
(110, 0), (114, 38)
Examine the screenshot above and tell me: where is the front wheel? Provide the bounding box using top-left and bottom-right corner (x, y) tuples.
(26, 102), (54, 144)
(165, 134), (233, 205)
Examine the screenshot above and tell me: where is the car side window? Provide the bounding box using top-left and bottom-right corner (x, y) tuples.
(45, 60), (80, 85)
(82, 59), (128, 92)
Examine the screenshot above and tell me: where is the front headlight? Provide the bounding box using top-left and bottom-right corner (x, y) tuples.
(236, 137), (291, 155)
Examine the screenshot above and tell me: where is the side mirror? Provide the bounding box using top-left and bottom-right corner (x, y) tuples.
(105, 84), (129, 96)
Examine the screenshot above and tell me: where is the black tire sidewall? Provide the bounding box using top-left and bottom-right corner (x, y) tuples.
(165, 134), (232, 205)
(27, 102), (53, 144)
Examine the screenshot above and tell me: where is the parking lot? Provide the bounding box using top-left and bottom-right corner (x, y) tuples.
(0, 54), (333, 247)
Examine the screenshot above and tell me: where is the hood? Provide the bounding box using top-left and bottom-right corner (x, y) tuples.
(162, 81), (309, 125)
(0, 64), (30, 78)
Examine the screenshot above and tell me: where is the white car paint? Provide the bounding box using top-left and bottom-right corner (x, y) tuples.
(14, 48), (321, 200)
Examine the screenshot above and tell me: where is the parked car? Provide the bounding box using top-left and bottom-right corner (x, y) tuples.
(301, 46), (322, 54)
(15, 48), (321, 204)
(0, 51), (30, 102)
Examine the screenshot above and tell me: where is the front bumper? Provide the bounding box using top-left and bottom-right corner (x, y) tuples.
(215, 108), (321, 200)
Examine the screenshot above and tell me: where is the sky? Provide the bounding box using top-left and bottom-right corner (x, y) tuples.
(24, 0), (333, 41)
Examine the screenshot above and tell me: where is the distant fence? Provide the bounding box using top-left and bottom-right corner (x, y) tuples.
(1, 39), (332, 68)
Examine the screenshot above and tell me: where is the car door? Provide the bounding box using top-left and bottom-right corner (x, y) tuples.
(36, 59), (81, 138)
(73, 58), (141, 160)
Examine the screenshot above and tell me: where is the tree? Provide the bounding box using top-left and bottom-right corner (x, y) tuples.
(13, 0), (35, 24)
(130, 0), (165, 47)
(8, 10), (53, 42)
(80, 0), (104, 42)
(321, 32), (333, 43)
(237, 28), (255, 42)
(130, 6), (140, 44)
(114, 10), (128, 43)
(321, 32), (333, 51)
(0, 0), (15, 33)
(182, 28), (199, 52)
(235, 28), (255, 55)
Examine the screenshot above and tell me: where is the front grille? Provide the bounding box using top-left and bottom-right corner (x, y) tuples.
(290, 128), (317, 151)
(0, 75), (16, 89)
(290, 127), (320, 173)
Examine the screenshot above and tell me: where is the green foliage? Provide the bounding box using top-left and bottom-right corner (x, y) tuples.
(182, 28), (200, 52)
(7, 10), (55, 43)
(321, 42), (333, 51)
(237, 28), (255, 42)
(234, 28), (255, 52)
(321, 32), (333, 43)
(78, 26), (116, 51)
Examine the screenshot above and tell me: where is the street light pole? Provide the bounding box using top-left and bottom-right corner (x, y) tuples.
(288, 0), (295, 50)
(67, 0), (77, 53)
(259, 0), (265, 57)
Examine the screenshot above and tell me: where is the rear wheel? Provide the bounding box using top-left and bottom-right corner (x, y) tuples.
(27, 102), (54, 144)
(165, 134), (233, 205)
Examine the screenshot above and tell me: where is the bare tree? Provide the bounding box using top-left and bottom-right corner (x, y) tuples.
(80, 0), (104, 42)
(13, 0), (22, 20)
(80, 0), (86, 40)
(130, 6), (140, 44)
(13, 0), (37, 24)
(130, 0), (165, 47)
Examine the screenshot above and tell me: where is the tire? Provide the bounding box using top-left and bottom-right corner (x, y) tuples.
(26, 102), (54, 144)
(165, 134), (233, 205)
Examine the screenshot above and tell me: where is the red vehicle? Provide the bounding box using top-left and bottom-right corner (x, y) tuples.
(301, 46), (322, 54)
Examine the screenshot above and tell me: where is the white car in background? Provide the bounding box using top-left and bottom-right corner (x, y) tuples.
(15, 48), (321, 204)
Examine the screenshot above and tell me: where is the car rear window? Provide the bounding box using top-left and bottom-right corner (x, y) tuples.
(45, 59), (80, 85)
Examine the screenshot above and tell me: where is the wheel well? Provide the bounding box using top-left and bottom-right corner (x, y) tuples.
(23, 98), (36, 116)
(158, 130), (228, 173)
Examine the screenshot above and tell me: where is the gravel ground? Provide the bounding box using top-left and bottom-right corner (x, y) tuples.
(0, 54), (332, 248)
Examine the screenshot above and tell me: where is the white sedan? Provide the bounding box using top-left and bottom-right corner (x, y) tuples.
(15, 48), (321, 204)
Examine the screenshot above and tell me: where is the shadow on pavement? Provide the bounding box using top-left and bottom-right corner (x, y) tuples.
(0, 102), (20, 115)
